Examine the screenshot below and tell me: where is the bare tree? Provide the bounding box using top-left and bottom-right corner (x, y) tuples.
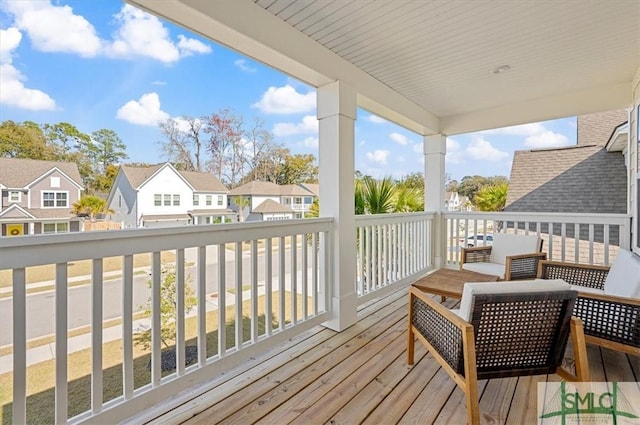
(158, 116), (204, 171)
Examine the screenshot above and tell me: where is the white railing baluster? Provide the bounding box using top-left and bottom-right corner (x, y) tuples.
(151, 252), (161, 387)
(366, 225), (372, 292)
(92, 258), (104, 412)
(235, 242), (243, 350)
(575, 223), (580, 263)
(279, 236), (285, 331)
(377, 224), (382, 287)
(291, 235), (297, 325)
(175, 249), (185, 376)
(55, 263), (68, 424)
(604, 225), (610, 265)
(357, 227), (363, 295)
(589, 224), (594, 265)
(312, 233), (318, 316)
(122, 255), (134, 398)
(302, 235), (308, 320)
(265, 238), (273, 335)
(251, 240), (258, 342)
(561, 223), (567, 262)
(217, 244), (226, 358)
(197, 246), (206, 365)
(12, 267), (26, 425)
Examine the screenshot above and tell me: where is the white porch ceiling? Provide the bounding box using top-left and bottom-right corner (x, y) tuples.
(129, 0), (639, 135)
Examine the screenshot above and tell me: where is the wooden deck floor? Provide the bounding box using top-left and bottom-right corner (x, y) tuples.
(151, 287), (640, 425)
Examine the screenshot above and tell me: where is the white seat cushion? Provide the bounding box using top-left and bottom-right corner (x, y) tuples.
(458, 279), (570, 322)
(461, 262), (505, 279)
(572, 285), (604, 296)
(489, 233), (541, 265)
(603, 249), (640, 298)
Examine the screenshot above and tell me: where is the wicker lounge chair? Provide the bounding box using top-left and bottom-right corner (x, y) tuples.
(537, 253), (640, 356)
(408, 280), (589, 425)
(460, 233), (546, 280)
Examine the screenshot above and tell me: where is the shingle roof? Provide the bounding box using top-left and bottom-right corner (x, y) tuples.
(505, 144), (627, 213)
(180, 170), (228, 192)
(228, 181), (282, 196)
(299, 183), (319, 196)
(120, 163), (227, 192)
(252, 199), (294, 214)
(0, 158), (83, 188)
(280, 184), (314, 196)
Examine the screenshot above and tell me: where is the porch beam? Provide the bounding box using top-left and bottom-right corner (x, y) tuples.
(318, 80), (358, 331)
(424, 134), (447, 268)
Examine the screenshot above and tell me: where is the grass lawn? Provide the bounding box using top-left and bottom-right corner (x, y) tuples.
(0, 252), (177, 289)
(0, 292), (310, 425)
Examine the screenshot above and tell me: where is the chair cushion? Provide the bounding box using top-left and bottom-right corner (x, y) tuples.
(489, 233), (541, 265)
(572, 285), (604, 296)
(461, 262), (505, 279)
(458, 279), (570, 322)
(603, 249), (640, 298)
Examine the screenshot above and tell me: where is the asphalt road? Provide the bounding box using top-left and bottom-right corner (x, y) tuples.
(0, 245), (305, 346)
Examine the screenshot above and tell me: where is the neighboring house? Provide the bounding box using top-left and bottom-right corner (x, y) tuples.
(106, 163), (232, 228)
(445, 191), (472, 211)
(505, 109), (628, 243)
(0, 158), (84, 237)
(228, 181), (317, 222)
(506, 109), (628, 214)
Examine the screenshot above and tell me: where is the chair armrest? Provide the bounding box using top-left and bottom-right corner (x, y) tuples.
(537, 260), (609, 290)
(409, 287), (470, 374)
(505, 252), (547, 281)
(460, 246), (493, 267)
(573, 292), (640, 351)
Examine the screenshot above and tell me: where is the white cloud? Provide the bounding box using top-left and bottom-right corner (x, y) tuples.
(366, 114), (387, 124)
(0, 27), (56, 111)
(252, 85), (316, 114)
(302, 137), (319, 148)
(465, 137), (509, 161)
(412, 143), (423, 154)
(170, 116), (203, 133)
(390, 132), (409, 145)
(366, 150), (390, 165)
(4, 0), (102, 57)
(445, 137), (465, 164)
(151, 80), (166, 86)
(481, 123), (546, 136)
(234, 59), (256, 73)
(524, 131), (570, 149)
(116, 92), (169, 126)
(4, 2), (211, 64)
(273, 115), (318, 136)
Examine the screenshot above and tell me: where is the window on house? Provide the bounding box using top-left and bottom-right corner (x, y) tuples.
(217, 195), (223, 206)
(42, 191), (68, 207)
(118, 195), (122, 208)
(50, 176), (60, 188)
(43, 222), (69, 234)
(193, 194), (199, 206)
(9, 191), (21, 202)
(294, 197), (302, 204)
(206, 195), (212, 206)
(304, 197), (313, 204)
(154, 194), (162, 206)
(284, 198), (291, 205)
(163, 194), (171, 206)
(173, 194), (180, 206)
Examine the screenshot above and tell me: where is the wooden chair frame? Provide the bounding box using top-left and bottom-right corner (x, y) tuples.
(537, 260), (640, 356)
(407, 286), (589, 425)
(460, 238), (546, 280)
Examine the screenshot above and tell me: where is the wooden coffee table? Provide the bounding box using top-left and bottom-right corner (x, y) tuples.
(412, 268), (499, 301)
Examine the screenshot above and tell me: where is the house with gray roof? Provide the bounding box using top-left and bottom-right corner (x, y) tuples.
(505, 109), (628, 242)
(0, 158), (84, 237)
(228, 181), (317, 222)
(106, 163), (232, 228)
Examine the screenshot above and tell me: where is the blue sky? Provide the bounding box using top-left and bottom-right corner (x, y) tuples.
(0, 0), (578, 182)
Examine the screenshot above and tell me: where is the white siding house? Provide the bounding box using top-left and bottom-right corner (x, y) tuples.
(228, 181), (317, 221)
(106, 163), (231, 228)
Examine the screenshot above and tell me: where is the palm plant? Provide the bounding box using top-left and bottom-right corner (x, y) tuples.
(356, 176), (395, 214)
(71, 195), (114, 221)
(474, 183), (508, 212)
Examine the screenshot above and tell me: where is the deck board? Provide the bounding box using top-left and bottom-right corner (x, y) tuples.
(151, 287), (639, 425)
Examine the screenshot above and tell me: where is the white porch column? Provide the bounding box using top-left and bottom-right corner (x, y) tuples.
(318, 81), (357, 331)
(424, 134), (447, 268)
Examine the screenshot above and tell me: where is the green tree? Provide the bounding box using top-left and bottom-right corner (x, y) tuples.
(43, 122), (90, 154)
(457, 175), (508, 204)
(355, 176), (396, 214)
(92, 164), (119, 194)
(232, 196), (251, 222)
(474, 182), (508, 211)
(134, 266), (198, 350)
(90, 129), (128, 174)
(394, 184), (424, 212)
(0, 120), (60, 159)
(71, 195), (114, 220)
(273, 153), (318, 185)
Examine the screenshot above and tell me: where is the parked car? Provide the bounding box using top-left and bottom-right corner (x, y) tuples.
(460, 234), (493, 248)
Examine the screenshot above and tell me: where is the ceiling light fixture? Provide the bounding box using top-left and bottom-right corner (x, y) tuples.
(493, 65), (511, 74)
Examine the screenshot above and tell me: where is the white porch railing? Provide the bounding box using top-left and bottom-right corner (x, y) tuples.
(355, 212), (435, 303)
(444, 212), (631, 267)
(0, 219), (331, 424)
